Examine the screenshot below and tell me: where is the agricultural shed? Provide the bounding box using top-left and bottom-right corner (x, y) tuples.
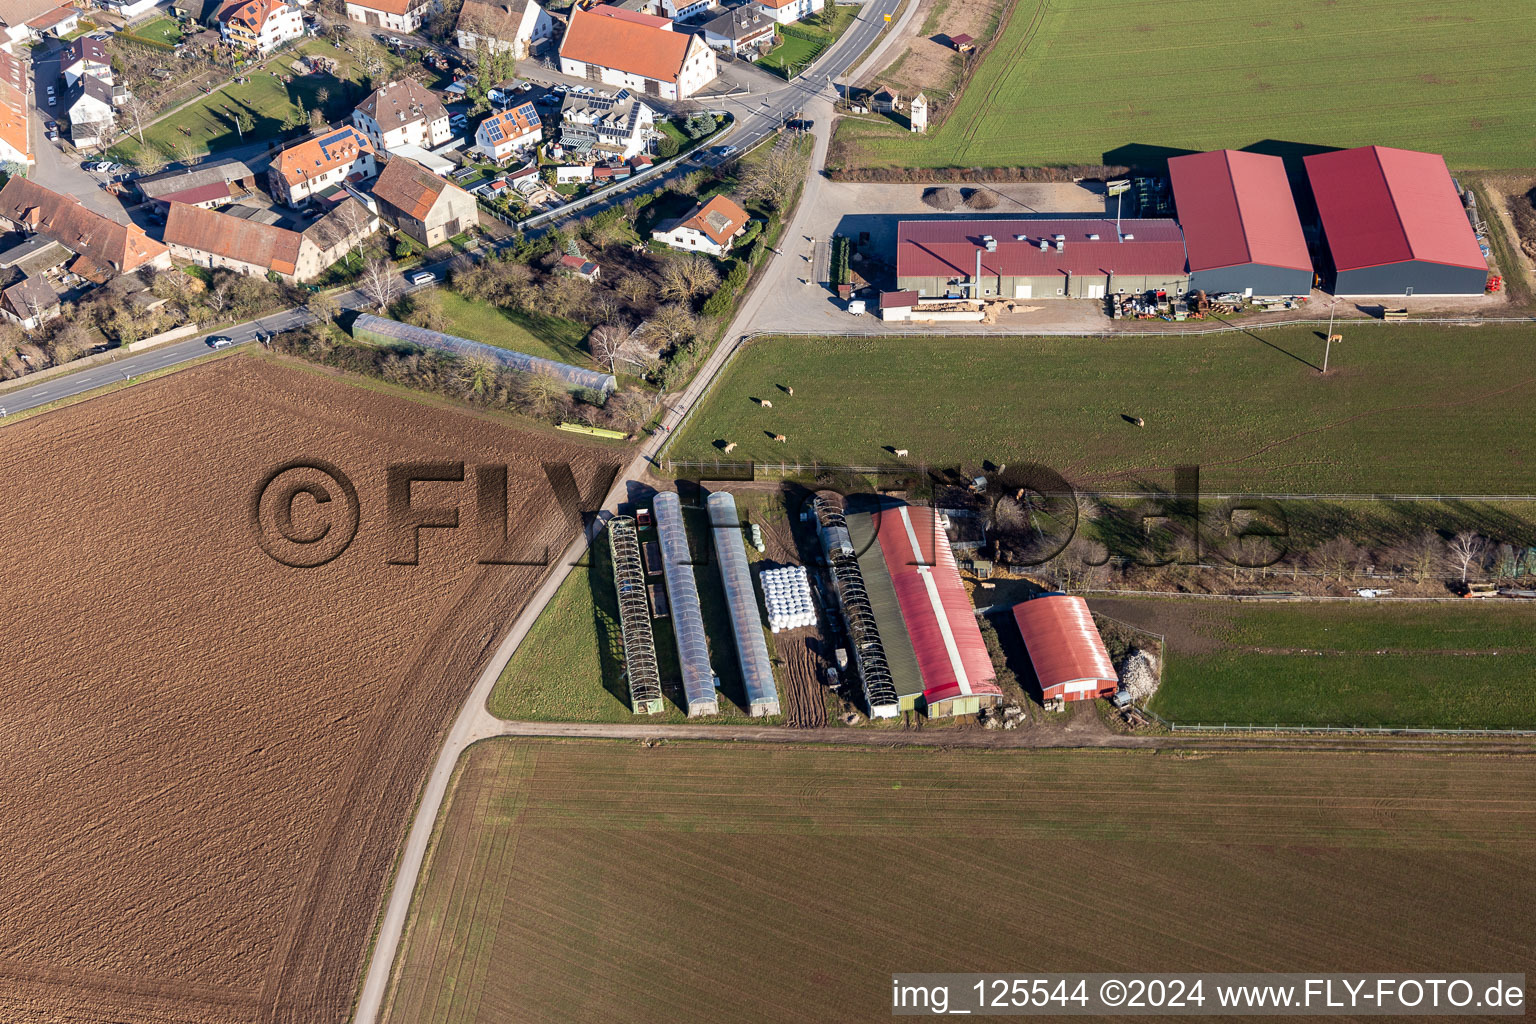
(1010, 594), (1117, 703)
(846, 500), (1002, 718)
(1167, 150), (1313, 296)
(653, 491), (719, 717)
(705, 492), (779, 716)
(1303, 146), (1486, 296)
(352, 314), (616, 393)
(607, 515), (664, 715)
(895, 218), (1189, 300)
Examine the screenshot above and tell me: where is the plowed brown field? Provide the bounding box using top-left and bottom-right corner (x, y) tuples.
(0, 358), (617, 1024)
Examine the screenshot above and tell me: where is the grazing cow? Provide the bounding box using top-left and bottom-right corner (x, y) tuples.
(760, 399), (773, 408)
(773, 434), (787, 443)
(1328, 334), (1343, 343)
(723, 441), (737, 453)
(893, 448), (909, 457)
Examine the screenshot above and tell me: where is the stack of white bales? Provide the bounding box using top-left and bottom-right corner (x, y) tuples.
(760, 565), (815, 633)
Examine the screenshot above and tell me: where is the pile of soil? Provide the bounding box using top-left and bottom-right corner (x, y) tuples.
(922, 186), (959, 210)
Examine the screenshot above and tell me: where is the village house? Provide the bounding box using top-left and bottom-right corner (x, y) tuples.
(353, 78), (450, 155)
(651, 193), (750, 256)
(60, 37), (110, 87)
(218, 0), (305, 53)
(0, 50), (30, 168)
(268, 126), (377, 207)
(0, 177), (171, 278)
(0, 0), (60, 50)
(454, 0), (553, 59)
(699, 3), (773, 57)
(345, 0), (430, 33)
(473, 101), (541, 164)
(163, 198), (377, 284)
(0, 274), (59, 329)
(558, 90), (655, 162)
(25, 5), (79, 40)
(137, 158), (260, 212)
(369, 156), (477, 249)
(755, 0), (822, 24)
(558, 6), (717, 101)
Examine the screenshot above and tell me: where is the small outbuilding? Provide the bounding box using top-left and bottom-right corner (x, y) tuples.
(1168, 149), (1312, 297)
(1011, 594), (1117, 703)
(1304, 145), (1486, 297)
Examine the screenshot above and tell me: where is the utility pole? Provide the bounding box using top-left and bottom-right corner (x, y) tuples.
(1323, 298), (1336, 374)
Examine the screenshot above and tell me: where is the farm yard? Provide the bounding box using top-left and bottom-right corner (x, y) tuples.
(382, 739), (1536, 1023)
(664, 324), (1536, 493)
(0, 357), (613, 1024)
(1092, 598), (1536, 730)
(833, 0), (1536, 172)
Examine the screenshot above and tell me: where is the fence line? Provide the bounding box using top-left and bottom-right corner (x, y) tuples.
(1160, 722), (1536, 738)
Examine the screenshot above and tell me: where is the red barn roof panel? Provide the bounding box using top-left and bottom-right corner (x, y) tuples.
(1169, 150), (1310, 273)
(897, 218), (1187, 280)
(1011, 595), (1117, 700)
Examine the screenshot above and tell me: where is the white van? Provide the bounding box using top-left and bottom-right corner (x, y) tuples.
(410, 272), (436, 286)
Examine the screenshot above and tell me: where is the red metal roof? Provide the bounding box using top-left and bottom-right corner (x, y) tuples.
(896, 218), (1187, 280)
(1168, 150), (1310, 273)
(871, 505), (1000, 705)
(1011, 595), (1117, 701)
(1304, 146), (1485, 272)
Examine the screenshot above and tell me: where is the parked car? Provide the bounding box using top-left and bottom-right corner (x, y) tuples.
(410, 271), (436, 286)
(45, 84), (54, 94)
(47, 95), (56, 106)
(207, 336), (235, 349)
(714, 145), (738, 158)
(44, 119), (57, 131)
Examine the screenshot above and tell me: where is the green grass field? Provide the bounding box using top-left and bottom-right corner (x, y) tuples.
(109, 40), (399, 163)
(836, 0), (1536, 170)
(1092, 597), (1536, 728)
(130, 17), (184, 45)
(760, 6), (858, 76)
(665, 324), (1536, 492)
(437, 291), (592, 368)
(382, 740), (1536, 1023)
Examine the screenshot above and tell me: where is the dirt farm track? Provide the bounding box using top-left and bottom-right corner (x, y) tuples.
(0, 358), (614, 1024)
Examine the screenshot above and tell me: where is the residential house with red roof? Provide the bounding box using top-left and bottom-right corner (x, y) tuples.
(0, 177), (170, 277)
(651, 193), (749, 257)
(1304, 145), (1486, 297)
(473, 102), (541, 164)
(895, 217), (1190, 300)
(0, 49), (29, 168)
(754, 0), (822, 25)
(164, 198), (377, 284)
(346, 0), (429, 32)
(559, 6), (716, 101)
(1168, 149), (1313, 297)
(268, 126), (377, 207)
(370, 156), (476, 248)
(218, 0), (304, 53)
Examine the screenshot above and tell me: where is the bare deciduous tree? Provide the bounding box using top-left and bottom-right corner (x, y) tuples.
(360, 254), (397, 312)
(739, 145), (807, 207)
(1389, 529), (1443, 584)
(643, 303), (699, 349)
(660, 252), (719, 301)
(588, 322), (628, 371)
(307, 290), (340, 323)
(1448, 531), (1487, 583)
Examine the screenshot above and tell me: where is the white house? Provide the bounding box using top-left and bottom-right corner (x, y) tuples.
(268, 126), (378, 206)
(25, 5), (79, 41)
(352, 78), (451, 154)
(218, 0), (305, 53)
(60, 38), (111, 87)
(473, 101), (541, 164)
(755, 0), (823, 25)
(454, 0), (553, 59)
(651, 193), (749, 257)
(557, 91), (655, 162)
(700, 3), (774, 56)
(345, 0), (430, 32)
(558, 6), (716, 101)
(66, 76), (115, 149)
(94, 0), (164, 18)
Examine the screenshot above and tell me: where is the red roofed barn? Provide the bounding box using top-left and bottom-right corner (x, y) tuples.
(845, 502), (1003, 719)
(1011, 595), (1118, 703)
(559, 6), (717, 100)
(1168, 149), (1313, 297)
(1304, 146), (1486, 297)
(896, 218), (1189, 300)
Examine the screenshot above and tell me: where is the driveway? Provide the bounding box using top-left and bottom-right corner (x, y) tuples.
(28, 39), (133, 224)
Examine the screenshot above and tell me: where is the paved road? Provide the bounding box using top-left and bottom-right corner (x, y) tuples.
(345, 8), (906, 1022)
